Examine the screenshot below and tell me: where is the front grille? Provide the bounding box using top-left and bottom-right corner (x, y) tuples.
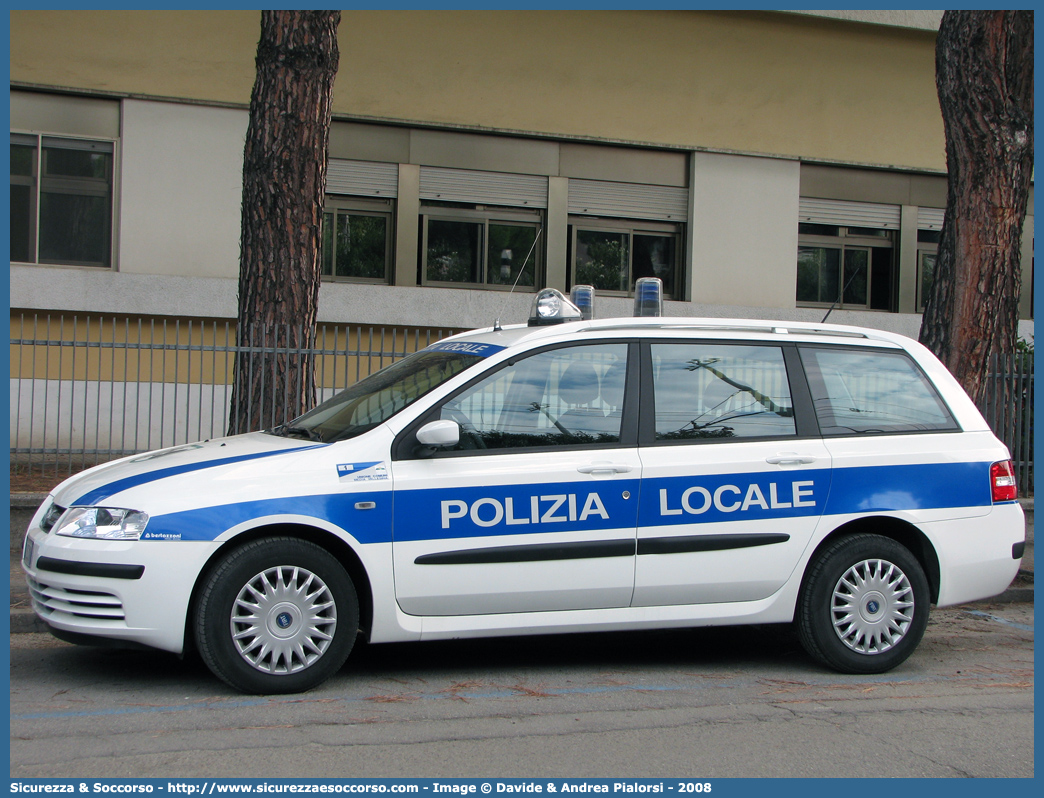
(27, 575), (127, 623)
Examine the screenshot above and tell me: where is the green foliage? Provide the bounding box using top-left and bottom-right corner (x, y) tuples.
(487, 224), (537, 287)
(576, 236), (627, 292)
(336, 215), (387, 279)
(426, 220), (479, 283)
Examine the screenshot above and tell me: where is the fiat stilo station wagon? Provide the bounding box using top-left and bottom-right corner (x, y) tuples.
(22, 283), (1025, 693)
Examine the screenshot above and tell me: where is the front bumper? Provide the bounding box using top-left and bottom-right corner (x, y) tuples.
(22, 524), (220, 654)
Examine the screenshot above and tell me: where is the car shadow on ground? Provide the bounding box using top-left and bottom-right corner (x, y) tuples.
(12, 622), (809, 699)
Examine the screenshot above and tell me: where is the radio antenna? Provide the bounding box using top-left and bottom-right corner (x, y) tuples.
(821, 260), (866, 323)
(494, 229), (542, 331)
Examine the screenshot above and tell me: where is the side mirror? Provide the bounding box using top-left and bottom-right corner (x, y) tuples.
(414, 419), (459, 457)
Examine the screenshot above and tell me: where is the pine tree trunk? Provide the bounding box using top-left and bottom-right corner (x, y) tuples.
(919, 11), (1033, 404)
(228, 10), (340, 435)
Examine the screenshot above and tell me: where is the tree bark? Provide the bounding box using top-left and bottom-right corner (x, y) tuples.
(228, 10), (340, 435)
(919, 11), (1033, 403)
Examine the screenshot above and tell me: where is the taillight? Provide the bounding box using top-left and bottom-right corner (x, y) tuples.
(990, 460), (1018, 502)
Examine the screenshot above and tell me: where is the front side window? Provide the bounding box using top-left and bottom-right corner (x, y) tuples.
(11, 134), (114, 267)
(321, 198), (392, 282)
(437, 343), (629, 451)
(571, 218), (680, 298)
(796, 224), (894, 311)
(422, 203), (542, 289)
(800, 347), (957, 435)
(650, 343), (796, 441)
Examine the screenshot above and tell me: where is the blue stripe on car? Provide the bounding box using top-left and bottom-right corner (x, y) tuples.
(144, 491), (392, 543)
(72, 445), (325, 506)
(138, 461), (994, 545)
(421, 342), (506, 356)
(639, 462), (990, 527)
(396, 478), (644, 542)
(823, 461), (991, 514)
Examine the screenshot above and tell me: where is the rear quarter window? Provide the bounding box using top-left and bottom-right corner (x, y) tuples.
(800, 347), (959, 435)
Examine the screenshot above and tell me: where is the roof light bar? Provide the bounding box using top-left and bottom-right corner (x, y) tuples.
(569, 285), (596, 321)
(528, 288), (583, 326)
(633, 277), (663, 317)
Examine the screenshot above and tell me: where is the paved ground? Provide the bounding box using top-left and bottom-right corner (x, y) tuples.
(9, 602), (1035, 778)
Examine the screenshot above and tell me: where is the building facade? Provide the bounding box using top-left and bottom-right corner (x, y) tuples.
(9, 9), (1035, 350)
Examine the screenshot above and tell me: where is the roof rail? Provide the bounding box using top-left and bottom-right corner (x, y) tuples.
(581, 319), (872, 339)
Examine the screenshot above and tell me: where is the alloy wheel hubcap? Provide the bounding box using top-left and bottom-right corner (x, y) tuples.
(230, 565), (337, 674)
(831, 558), (914, 655)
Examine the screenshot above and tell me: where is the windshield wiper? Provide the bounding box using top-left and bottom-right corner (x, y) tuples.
(271, 424), (324, 442)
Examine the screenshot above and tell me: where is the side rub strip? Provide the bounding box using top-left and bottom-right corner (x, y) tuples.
(415, 533), (789, 565)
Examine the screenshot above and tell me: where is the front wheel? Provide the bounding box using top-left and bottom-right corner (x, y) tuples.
(796, 534), (929, 674)
(195, 537), (359, 694)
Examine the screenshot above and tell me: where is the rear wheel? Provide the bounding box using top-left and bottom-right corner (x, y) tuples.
(195, 537), (359, 694)
(797, 534), (929, 673)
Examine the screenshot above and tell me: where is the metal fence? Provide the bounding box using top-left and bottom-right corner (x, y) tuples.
(8, 313), (1035, 495)
(978, 352), (1034, 495)
(9, 314), (460, 480)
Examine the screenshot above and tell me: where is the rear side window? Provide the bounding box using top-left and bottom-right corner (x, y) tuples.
(650, 343), (796, 440)
(800, 347), (958, 435)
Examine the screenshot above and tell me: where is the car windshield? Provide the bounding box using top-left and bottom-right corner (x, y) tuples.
(269, 350), (484, 443)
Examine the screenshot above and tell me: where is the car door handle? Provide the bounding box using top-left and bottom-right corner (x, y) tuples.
(765, 454), (819, 465)
(577, 463), (633, 475)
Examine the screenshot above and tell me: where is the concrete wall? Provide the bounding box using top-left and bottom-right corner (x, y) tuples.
(120, 101), (245, 279)
(11, 9), (944, 171)
(8, 11), (1032, 343)
(10, 266), (1035, 344)
(690, 153), (800, 308)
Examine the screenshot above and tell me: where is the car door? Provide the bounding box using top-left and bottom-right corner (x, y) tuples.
(391, 341), (641, 616)
(633, 339), (831, 606)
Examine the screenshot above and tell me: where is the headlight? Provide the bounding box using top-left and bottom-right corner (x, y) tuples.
(53, 507), (150, 540)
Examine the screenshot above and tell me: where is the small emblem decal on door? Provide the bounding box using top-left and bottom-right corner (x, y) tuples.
(336, 462), (389, 482)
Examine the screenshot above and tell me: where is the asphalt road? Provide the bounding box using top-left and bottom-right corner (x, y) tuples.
(9, 602), (1033, 779)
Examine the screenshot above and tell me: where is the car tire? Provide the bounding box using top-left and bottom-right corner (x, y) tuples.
(796, 534), (929, 674)
(195, 537), (359, 694)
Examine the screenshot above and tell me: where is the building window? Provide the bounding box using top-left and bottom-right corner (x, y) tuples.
(916, 229), (940, 312)
(569, 217), (681, 298)
(421, 203), (542, 290)
(11, 134), (114, 268)
(321, 197), (393, 283)
(796, 224), (895, 311)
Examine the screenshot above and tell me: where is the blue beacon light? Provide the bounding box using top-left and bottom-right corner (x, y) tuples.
(633, 277), (664, 317)
(569, 285), (596, 321)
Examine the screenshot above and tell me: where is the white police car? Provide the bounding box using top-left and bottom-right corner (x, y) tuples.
(22, 281), (1025, 693)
